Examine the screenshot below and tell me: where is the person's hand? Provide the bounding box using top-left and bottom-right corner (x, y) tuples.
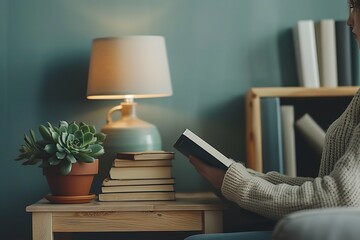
(189, 155), (226, 190)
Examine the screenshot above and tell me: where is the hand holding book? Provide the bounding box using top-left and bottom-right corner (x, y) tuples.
(173, 129), (235, 170)
(189, 155), (226, 190)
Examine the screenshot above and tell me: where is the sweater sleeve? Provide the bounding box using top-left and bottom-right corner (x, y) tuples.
(221, 123), (360, 220)
(246, 168), (314, 186)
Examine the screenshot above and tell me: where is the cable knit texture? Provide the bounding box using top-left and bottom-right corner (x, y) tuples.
(221, 88), (360, 220)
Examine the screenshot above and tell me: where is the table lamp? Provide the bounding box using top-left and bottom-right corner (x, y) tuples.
(87, 36), (172, 154)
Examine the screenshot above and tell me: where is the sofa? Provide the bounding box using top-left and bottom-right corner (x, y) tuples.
(185, 207), (360, 240)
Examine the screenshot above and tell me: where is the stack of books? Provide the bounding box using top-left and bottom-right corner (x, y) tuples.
(99, 151), (176, 202)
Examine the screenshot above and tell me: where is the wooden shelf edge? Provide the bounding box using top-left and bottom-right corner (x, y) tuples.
(249, 86), (359, 98)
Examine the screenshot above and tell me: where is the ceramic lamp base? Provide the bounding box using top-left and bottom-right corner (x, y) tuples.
(102, 125), (162, 153)
(101, 101), (162, 153)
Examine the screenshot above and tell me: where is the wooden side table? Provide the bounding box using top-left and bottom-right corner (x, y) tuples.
(26, 192), (225, 240)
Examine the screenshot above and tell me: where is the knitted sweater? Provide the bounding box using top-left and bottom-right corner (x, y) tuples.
(221, 88), (360, 220)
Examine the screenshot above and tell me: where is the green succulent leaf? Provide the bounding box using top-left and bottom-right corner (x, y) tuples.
(66, 154), (77, 163)
(53, 126), (60, 134)
(44, 144), (57, 154)
(27, 157), (41, 165)
(74, 153), (95, 163)
(83, 132), (94, 145)
(94, 133), (106, 143)
(50, 131), (59, 142)
(89, 125), (96, 134)
(68, 122), (79, 134)
(74, 130), (83, 139)
(38, 125), (53, 142)
(60, 132), (68, 146)
(49, 155), (61, 165)
(56, 143), (64, 152)
(59, 121), (68, 131)
(48, 122), (60, 134)
(29, 129), (37, 145)
(80, 125), (90, 134)
(56, 151), (66, 159)
(67, 134), (75, 143)
(88, 144), (104, 157)
(60, 161), (72, 175)
(77, 148), (92, 154)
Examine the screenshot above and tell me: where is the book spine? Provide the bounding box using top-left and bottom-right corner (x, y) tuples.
(293, 20), (320, 87)
(335, 20), (352, 86)
(315, 19), (338, 87)
(260, 97), (284, 173)
(280, 105), (297, 177)
(98, 192), (176, 201)
(113, 159), (172, 167)
(295, 113), (325, 156)
(351, 30), (360, 86)
(109, 166), (172, 180)
(101, 184), (174, 193)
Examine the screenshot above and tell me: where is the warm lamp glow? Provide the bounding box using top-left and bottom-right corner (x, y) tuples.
(87, 36), (172, 100)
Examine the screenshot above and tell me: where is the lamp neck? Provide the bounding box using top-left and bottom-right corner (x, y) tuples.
(120, 101), (138, 118)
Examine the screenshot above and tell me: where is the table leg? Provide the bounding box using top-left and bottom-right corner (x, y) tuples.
(32, 212), (53, 240)
(203, 210), (223, 233)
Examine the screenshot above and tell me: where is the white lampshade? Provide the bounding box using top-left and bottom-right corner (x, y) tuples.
(87, 36), (173, 99)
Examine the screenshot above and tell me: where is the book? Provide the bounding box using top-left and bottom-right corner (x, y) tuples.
(101, 184), (175, 193)
(173, 129), (235, 170)
(293, 20), (320, 87)
(116, 151), (175, 160)
(295, 113), (326, 156)
(98, 191), (176, 201)
(109, 166), (172, 180)
(280, 105), (297, 177)
(335, 20), (352, 86)
(260, 97), (284, 173)
(315, 19), (338, 87)
(351, 28), (360, 86)
(102, 177), (176, 186)
(113, 159), (172, 168)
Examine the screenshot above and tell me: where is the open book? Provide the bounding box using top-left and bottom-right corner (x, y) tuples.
(173, 129), (235, 170)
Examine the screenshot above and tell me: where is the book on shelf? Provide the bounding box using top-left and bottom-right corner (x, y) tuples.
(335, 20), (352, 86)
(351, 28), (360, 86)
(280, 105), (297, 177)
(173, 129), (235, 170)
(101, 184), (175, 193)
(293, 20), (320, 87)
(295, 113), (326, 156)
(102, 177), (176, 186)
(315, 19), (338, 87)
(260, 97), (284, 173)
(109, 166), (172, 180)
(98, 191), (176, 202)
(116, 151), (175, 160)
(113, 159), (172, 168)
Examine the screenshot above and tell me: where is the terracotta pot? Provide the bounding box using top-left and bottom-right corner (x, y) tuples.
(43, 160), (98, 196)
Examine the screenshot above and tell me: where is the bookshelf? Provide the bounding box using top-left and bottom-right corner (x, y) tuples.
(245, 86), (359, 175)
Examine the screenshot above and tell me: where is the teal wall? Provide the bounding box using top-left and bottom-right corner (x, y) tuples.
(1, 0), (348, 239)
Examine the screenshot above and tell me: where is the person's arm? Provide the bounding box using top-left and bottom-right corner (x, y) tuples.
(189, 155), (313, 189)
(246, 168), (314, 186)
(221, 123), (360, 220)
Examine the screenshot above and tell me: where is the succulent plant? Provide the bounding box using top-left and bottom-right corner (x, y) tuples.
(16, 121), (106, 175)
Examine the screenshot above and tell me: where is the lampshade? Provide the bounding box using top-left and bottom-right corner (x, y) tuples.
(87, 36), (173, 99)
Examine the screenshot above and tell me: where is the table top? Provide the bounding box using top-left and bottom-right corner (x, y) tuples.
(26, 192), (226, 213)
